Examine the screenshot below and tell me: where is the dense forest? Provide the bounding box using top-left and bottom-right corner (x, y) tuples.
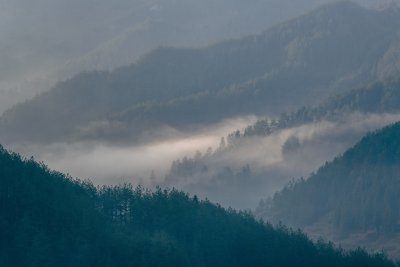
(257, 122), (400, 250)
(0, 145), (397, 267)
(2, 1), (400, 144)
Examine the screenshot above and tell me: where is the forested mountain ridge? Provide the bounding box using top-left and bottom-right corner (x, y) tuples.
(0, 145), (397, 267)
(256, 122), (400, 257)
(2, 0), (395, 113)
(0, 0), (353, 112)
(2, 1), (400, 144)
(234, 78), (400, 139)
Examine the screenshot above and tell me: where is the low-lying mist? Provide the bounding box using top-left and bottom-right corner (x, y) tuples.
(6, 116), (257, 185)
(5, 113), (400, 210)
(162, 113), (400, 209)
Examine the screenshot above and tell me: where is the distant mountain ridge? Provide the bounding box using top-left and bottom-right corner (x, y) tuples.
(0, 0), (340, 112)
(2, 1), (400, 145)
(237, 78), (400, 138)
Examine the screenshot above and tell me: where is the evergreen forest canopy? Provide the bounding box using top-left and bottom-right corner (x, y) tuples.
(0, 145), (397, 267)
(2, 1), (400, 145)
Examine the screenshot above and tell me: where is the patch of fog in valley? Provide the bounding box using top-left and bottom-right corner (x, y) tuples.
(162, 113), (400, 209)
(5, 113), (400, 210)
(6, 116), (257, 185)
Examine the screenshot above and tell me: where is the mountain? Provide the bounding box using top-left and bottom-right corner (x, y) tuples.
(0, 0), (343, 113)
(2, 0), (396, 112)
(2, 1), (400, 145)
(0, 145), (397, 267)
(256, 122), (400, 258)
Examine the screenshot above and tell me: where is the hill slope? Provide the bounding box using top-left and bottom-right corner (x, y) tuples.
(257, 122), (400, 257)
(0, 145), (398, 267)
(2, 1), (400, 144)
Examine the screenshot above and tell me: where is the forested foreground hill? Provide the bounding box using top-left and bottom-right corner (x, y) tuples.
(0, 146), (397, 267)
(2, 1), (400, 144)
(256, 122), (400, 257)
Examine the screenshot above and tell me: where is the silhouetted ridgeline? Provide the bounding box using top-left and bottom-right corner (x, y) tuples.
(0, 145), (396, 267)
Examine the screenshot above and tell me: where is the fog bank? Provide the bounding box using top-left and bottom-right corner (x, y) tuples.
(6, 116), (257, 185)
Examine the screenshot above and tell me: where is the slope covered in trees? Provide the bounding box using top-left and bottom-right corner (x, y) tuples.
(256, 122), (400, 257)
(0, 145), (397, 267)
(2, 1), (400, 144)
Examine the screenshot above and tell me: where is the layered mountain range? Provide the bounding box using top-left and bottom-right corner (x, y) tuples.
(2, 1), (400, 145)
